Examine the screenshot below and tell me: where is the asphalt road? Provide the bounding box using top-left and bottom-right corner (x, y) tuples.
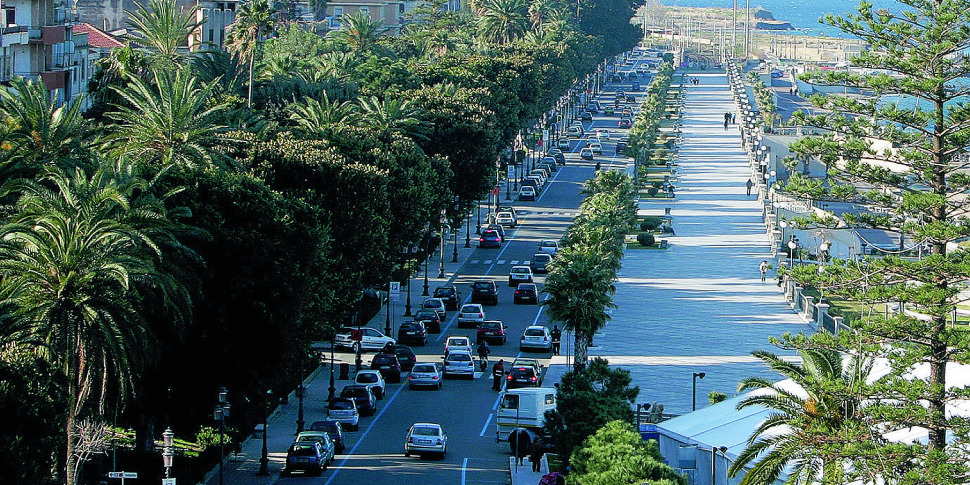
(275, 56), (652, 485)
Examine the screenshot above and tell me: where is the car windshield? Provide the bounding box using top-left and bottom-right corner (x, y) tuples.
(413, 364), (436, 373)
(415, 310), (436, 319)
(315, 422), (338, 433)
(289, 444), (318, 456)
(481, 322), (501, 330)
(329, 400), (354, 410)
(518, 285), (535, 292)
(395, 349), (414, 360)
(525, 328), (546, 337)
(424, 300), (441, 308)
(412, 426), (440, 437)
(400, 323), (421, 332)
(511, 367), (536, 377)
(448, 353), (471, 362)
(534, 255), (550, 262)
(461, 305), (479, 313)
(483, 231), (498, 237)
(341, 388), (366, 398)
(373, 355), (396, 365)
(474, 282), (492, 289)
(434, 288), (453, 297)
(512, 268), (528, 274)
(357, 373), (378, 383)
(447, 338), (466, 346)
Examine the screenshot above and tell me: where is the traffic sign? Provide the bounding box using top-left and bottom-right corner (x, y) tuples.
(389, 282), (401, 302)
(491, 187), (500, 196)
(162, 479), (177, 485)
(507, 167), (515, 179)
(108, 472), (137, 478)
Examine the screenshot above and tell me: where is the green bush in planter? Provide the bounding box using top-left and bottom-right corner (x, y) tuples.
(637, 233), (655, 247)
(647, 186), (659, 196)
(640, 216), (662, 230)
(651, 181), (663, 189)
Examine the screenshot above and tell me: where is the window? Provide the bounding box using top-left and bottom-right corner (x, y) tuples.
(208, 29), (214, 42)
(359, 7), (369, 16)
(500, 394), (519, 409)
(544, 394), (555, 405)
(333, 6), (343, 15)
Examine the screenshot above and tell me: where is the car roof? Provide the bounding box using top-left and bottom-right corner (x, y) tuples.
(411, 423), (441, 429)
(517, 283), (537, 289)
(447, 336), (469, 342)
(525, 325), (547, 330)
(533, 253), (552, 259)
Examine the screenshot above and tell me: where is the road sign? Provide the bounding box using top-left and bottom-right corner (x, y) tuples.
(162, 479), (177, 485)
(389, 282), (401, 302)
(108, 472), (137, 479)
(507, 167), (515, 179)
(491, 187), (500, 196)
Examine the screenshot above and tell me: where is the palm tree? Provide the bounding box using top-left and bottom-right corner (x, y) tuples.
(528, 0), (558, 31)
(332, 10), (388, 54)
(0, 164), (195, 485)
(104, 66), (229, 168)
(126, 0), (202, 63)
(356, 95), (429, 142)
(289, 93), (358, 136)
(0, 77), (91, 170)
(475, 0), (530, 44)
(190, 49), (247, 96)
(226, 0), (276, 110)
(727, 349), (871, 485)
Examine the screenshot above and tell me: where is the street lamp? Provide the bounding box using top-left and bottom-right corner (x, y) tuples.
(692, 372), (706, 411)
(213, 387), (230, 485)
(465, 211), (471, 248)
(296, 352), (310, 433)
(423, 222), (431, 296)
(161, 427), (174, 479)
(438, 209), (446, 278)
(404, 245), (413, 317)
(476, 199), (482, 235)
(712, 445), (728, 484)
(257, 389), (273, 476)
(452, 196), (459, 263)
(778, 219), (787, 250)
(328, 338), (336, 400)
(788, 237), (797, 268)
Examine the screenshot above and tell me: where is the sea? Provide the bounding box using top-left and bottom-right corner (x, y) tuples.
(659, 0), (900, 38)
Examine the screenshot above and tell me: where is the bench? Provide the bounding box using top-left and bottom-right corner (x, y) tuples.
(659, 240), (669, 249)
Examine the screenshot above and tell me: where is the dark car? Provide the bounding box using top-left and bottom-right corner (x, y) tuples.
(618, 119), (632, 129)
(413, 309), (442, 333)
(392, 344), (417, 371)
(476, 320), (508, 345)
(514, 283), (539, 305)
(580, 111), (593, 122)
(626, 94), (636, 103)
(471, 280), (499, 305)
(486, 223), (507, 242)
(282, 441), (327, 476)
(370, 353), (403, 382)
(433, 286), (462, 311)
(506, 365), (543, 389)
(398, 321), (428, 346)
(480, 230), (501, 248)
(340, 384), (377, 416)
(616, 140), (628, 154)
(309, 420), (345, 453)
(530, 253), (553, 274)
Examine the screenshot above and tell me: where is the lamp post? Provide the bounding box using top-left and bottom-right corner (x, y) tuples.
(257, 389), (273, 476)
(712, 445), (728, 484)
(778, 219), (787, 252)
(452, 197), (459, 263)
(328, 337), (336, 400)
(692, 372), (705, 411)
(423, 222), (431, 296)
(404, 244), (413, 317)
(162, 427), (174, 479)
(213, 387), (230, 485)
(476, 199), (482, 235)
(296, 354), (307, 433)
(465, 211), (471, 248)
(788, 237), (797, 268)
(438, 209), (446, 278)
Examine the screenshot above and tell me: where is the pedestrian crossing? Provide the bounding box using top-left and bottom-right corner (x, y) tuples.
(469, 259), (544, 265)
(516, 211), (579, 217)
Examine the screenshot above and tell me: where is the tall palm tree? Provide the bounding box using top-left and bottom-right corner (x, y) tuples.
(332, 10), (388, 54)
(104, 66), (229, 168)
(527, 0), (558, 31)
(289, 93), (358, 136)
(190, 49), (247, 96)
(356, 95), (429, 141)
(727, 349), (872, 485)
(226, 0), (276, 110)
(126, 0), (202, 63)
(475, 0), (530, 44)
(0, 77), (91, 170)
(0, 164), (195, 485)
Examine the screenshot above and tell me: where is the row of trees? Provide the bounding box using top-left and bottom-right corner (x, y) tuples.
(0, 0), (647, 481)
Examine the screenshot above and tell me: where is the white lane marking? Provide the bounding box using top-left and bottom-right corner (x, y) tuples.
(461, 457), (469, 485)
(470, 259), (480, 264)
(510, 260), (519, 265)
(484, 260), (493, 264)
(497, 260), (506, 265)
(479, 414), (494, 437)
(324, 375), (408, 485)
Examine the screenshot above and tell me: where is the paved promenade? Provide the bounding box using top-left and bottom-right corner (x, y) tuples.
(550, 71), (811, 416)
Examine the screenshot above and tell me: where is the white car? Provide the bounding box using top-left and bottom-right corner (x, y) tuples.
(354, 370), (386, 399)
(457, 303), (485, 328)
(327, 397), (360, 431)
(405, 423), (448, 458)
(495, 211), (516, 227)
(508, 266), (534, 287)
(442, 350), (475, 379)
(580, 148), (594, 160)
(519, 325), (552, 352)
(557, 138), (571, 149)
(566, 126), (583, 137)
(538, 239), (560, 255)
(519, 185), (537, 201)
(408, 363), (443, 390)
(444, 335), (473, 355)
(529, 170), (547, 185)
(421, 298), (447, 320)
(595, 129), (612, 140)
(334, 327), (395, 353)
(589, 142), (603, 154)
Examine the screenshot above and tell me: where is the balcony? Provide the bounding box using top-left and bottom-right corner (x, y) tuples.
(1, 25), (27, 46)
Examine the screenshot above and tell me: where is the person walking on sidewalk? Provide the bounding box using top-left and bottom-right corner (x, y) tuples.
(530, 441), (544, 472)
(491, 359), (505, 390)
(746, 179), (753, 196)
(759, 260), (769, 282)
(551, 325), (562, 355)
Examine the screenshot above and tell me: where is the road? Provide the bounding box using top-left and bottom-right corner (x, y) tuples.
(268, 56), (652, 485)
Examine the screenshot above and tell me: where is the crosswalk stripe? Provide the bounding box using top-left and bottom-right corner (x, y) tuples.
(484, 260), (493, 264)
(470, 259), (480, 264)
(510, 260), (519, 265)
(497, 260), (506, 265)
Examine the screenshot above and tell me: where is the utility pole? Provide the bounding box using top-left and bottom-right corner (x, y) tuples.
(732, 0), (737, 59)
(744, 0), (750, 60)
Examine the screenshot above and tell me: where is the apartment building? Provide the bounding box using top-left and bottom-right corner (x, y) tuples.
(189, 0), (238, 51)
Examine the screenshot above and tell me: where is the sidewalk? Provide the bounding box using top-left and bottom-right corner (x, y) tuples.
(544, 71), (811, 414)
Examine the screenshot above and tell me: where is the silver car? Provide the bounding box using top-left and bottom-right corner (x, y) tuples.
(327, 397), (360, 431)
(442, 350), (475, 379)
(405, 423), (447, 458)
(519, 325), (552, 352)
(408, 363), (443, 390)
(457, 303), (485, 328)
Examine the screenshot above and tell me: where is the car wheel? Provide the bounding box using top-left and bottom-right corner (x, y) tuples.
(437, 382), (442, 390)
(353, 424), (359, 431)
(352, 342), (360, 354)
(404, 450), (411, 457)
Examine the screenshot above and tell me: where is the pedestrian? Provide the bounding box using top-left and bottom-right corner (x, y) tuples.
(530, 440), (544, 472)
(516, 435), (529, 466)
(492, 359), (505, 390)
(794, 87), (798, 96)
(477, 340), (490, 371)
(759, 260), (769, 282)
(745, 179), (753, 196)
(551, 325), (562, 355)
(732, 113), (737, 124)
(594, 162), (601, 171)
(789, 87), (793, 95)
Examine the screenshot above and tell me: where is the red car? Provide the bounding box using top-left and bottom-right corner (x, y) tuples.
(476, 320), (508, 345)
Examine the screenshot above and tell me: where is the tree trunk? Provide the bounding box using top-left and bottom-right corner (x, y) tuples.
(573, 330), (588, 372)
(247, 57), (254, 110)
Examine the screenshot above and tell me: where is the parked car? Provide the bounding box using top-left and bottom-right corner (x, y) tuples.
(497, 205), (519, 224)
(413, 309), (442, 333)
(567, 126), (583, 137)
(580, 111), (592, 122)
(487, 223), (507, 242)
(589, 142), (603, 154)
(479, 229), (502, 248)
(421, 297), (447, 320)
(354, 370), (386, 399)
(580, 148), (594, 160)
(442, 350), (475, 379)
(538, 240), (560, 255)
(282, 441), (328, 476)
(530, 253), (553, 273)
(334, 327), (395, 353)
(444, 335), (473, 356)
(508, 266), (534, 287)
(632, 81), (641, 91)
(506, 364), (543, 389)
(408, 362), (443, 390)
(520, 178), (539, 193)
(341, 384), (378, 416)
(397, 321), (428, 346)
(626, 94), (636, 103)
(405, 423), (448, 458)
(547, 150), (566, 165)
(495, 211), (516, 227)
(514, 283), (539, 304)
(519, 325), (553, 352)
(519, 185), (537, 201)
(557, 138), (571, 149)
(392, 344), (417, 371)
(326, 397), (359, 431)
(616, 140), (628, 153)
(471, 280), (499, 305)
(295, 431), (336, 464)
(529, 169), (547, 184)
(525, 175), (544, 189)
(540, 157), (559, 171)
(309, 420), (345, 453)
(457, 303), (486, 328)
(370, 352), (403, 383)
(476, 320), (508, 345)
(433, 285), (462, 311)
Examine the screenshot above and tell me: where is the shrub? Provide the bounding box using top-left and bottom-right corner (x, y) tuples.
(640, 217), (662, 231)
(636, 233), (655, 247)
(647, 187), (658, 196)
(651, 181), (663, 189)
